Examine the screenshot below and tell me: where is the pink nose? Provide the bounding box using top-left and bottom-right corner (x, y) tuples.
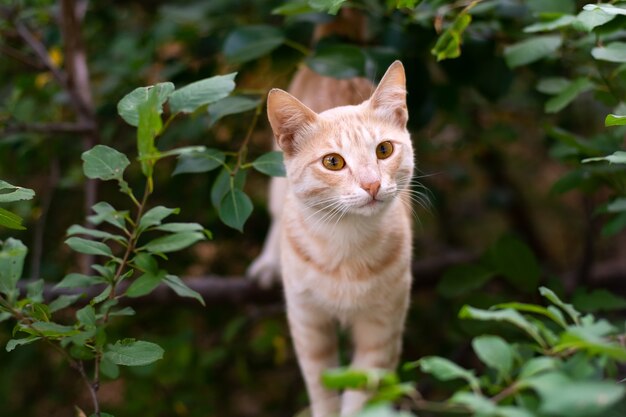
(361, 180), (381, 198)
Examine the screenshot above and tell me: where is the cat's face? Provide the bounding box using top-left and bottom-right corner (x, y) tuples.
(267, 61), (413, 218)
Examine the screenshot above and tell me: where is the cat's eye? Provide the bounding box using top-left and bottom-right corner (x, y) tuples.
(376, 141), (394, 159)
(322, 153), (345, 171)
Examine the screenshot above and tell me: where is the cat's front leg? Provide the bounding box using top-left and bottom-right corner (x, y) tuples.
(340, 292), (410, 416)
(247, 177), (287, 287)
(287, 295), (341, 417)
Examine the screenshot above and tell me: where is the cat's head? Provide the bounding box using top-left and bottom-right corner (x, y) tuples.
(267, 61), (413, 218)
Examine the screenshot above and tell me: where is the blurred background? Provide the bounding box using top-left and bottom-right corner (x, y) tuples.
(1, 0), (625, 416)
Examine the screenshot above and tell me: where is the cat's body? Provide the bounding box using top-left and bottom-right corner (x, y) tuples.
(248, 61), (414, 417)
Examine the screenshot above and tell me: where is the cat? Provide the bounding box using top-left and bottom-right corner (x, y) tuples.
(248, 61), (414, 417)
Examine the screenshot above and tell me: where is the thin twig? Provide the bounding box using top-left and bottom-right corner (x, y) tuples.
(232, 102), (264, 176)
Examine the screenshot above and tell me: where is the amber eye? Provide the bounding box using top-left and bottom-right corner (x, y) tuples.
(322, 153), (345, 171)
(376, 141), (394, 159)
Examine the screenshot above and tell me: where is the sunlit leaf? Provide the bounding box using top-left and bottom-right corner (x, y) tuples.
(65, 237), (113, 257)
(252, 151), (286, 177)
(104, 339), (164, 366)
(592, 42), (626, 63)
(0, 238), (27, 296)
(0, 180), (35, 203)
(117, 82), (174, 127)
(169, 73), (237, 114)
(81, 145), (130, 182)
(504, 35), (562, 68)
(142, 232), (205, 253)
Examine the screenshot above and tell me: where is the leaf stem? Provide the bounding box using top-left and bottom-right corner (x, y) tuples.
(232, 102), (263, 176)
(283, 39), (311, 55)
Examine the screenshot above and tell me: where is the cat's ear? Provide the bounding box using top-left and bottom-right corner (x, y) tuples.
(369, 60), (408, 128)
(267, 89), (318, 155)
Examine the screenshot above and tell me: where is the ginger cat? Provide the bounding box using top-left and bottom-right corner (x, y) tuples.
(248, 61), (414, 417)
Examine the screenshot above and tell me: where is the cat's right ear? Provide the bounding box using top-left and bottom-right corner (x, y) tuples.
(267, 89), (317, 156)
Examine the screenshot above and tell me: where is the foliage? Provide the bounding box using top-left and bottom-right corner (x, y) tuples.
(325, 287), (626, 416)
(0, 73), (275, 415)
(1, 0), (626, 416)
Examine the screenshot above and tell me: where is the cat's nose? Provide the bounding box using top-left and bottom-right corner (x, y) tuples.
(361, 180), (381, 198)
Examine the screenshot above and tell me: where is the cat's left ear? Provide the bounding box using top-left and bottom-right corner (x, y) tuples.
(369, 60), (408, 128)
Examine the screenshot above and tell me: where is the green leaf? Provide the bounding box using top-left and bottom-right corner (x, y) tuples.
(137, 206), (179, 232)
(573, 289), (626, 312)
(583, 3), (626, 16)
(223, 26), (285, 64)
(55, 273), (106, 289)
(0, 180), (35, 203)
(0, 238), (27, 296)
(6, 337), (40, 352)
(142, 231), (205, 254)
(163, 274), (205, 306)
(26, 279), (44, 303)
(607, 197), (626, 213)
(526, 373), (625, 417)
(30, 321), (79, 337)
(504, 35), (562, 68)
(306, 43), (366, 79)
(539, 287), (580, 325)
(576, 9), (616, 32)
(100, 356), (120, 379)
(87, 202), (127, 230)
(131, 253), (158, 274)
(488, 236), (540, 292)
(449, 392), (496, 414)
(431, 12), (472, 61)
(76, 305), (96, 327)
(605, 114), (626, 126)
(0, 207), (26, 230)
(126, 270), (166, 298)
(219, 189), (253, 232)
(494, 302), (567, 328)
(252, 151), (286, 177)
(592, 42), (626, 63)
(65, 237), (113, 257)
(104, 339), (164, 366)
(67, 224), (126, 243)
(308, 0), (347, 14)
(169, 73), (237, 114)
(208, 96), (261, 126)
(459, 306), (546, 347)
(471, 335), (514, 377)
(437, 264), (494, 297)
(48, 294), (82, 313)
(117, 82), (174, 127)
(322, 367), (398, 390)
(211, 168), (246, 209)
(536, 77), (571, 95)
(81, 145), (130, 182)
(583, 151), (626, 164)
(417, 356), (480, 392)
(519, 357), (559, 379)
(524, 15), (575, 33)
(137, 87), (162, 179)
(172, 149), (225, 175)
(153, 222), (207, 234)
(545, 78), (594, 113)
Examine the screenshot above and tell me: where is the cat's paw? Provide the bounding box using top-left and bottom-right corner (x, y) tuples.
(246, 255), (281, 289)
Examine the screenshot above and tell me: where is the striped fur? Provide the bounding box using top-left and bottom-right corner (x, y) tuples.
(248, 61), (414, 417)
